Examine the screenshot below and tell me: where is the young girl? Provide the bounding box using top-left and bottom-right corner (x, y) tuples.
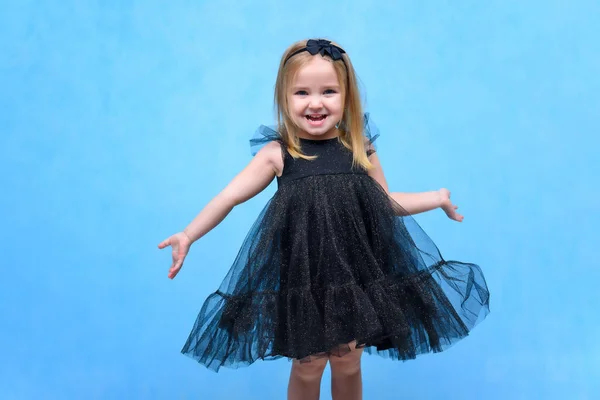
(158, 38), (490, 400)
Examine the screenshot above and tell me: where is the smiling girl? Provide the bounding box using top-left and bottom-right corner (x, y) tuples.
(159, 38), (490, 400)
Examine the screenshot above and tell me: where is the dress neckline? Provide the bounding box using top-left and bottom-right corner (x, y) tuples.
(298, 136), (340, 144)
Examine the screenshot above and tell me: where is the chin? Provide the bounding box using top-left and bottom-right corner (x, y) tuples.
(305, 125), (336, 135)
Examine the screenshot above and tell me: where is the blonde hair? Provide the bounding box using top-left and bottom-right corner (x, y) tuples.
(274, 39), (373, 170)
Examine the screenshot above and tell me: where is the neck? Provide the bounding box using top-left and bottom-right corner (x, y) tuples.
(296, 127), (341, 141)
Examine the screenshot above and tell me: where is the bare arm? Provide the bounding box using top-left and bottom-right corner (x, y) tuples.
(367, 152), (463, 221)
(158, 141), (284, 279)
(183, 141), (283, 242)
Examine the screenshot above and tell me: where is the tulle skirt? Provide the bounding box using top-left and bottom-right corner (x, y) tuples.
(181, 174), (490, 371)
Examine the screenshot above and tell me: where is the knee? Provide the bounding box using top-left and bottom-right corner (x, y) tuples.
(291, 358), (328, 382)
(329, 352), (362, 377)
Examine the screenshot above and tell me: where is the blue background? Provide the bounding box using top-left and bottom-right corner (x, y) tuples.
(1, 0), (598, 398)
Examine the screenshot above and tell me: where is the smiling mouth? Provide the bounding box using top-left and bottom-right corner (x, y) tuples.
(306, 114), (327, 121)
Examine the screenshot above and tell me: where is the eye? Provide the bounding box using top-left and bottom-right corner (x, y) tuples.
(324, 89), (337, 95)
(294, 90), (308, 96)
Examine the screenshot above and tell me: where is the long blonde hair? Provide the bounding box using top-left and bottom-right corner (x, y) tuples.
(274, 39), (372, 170)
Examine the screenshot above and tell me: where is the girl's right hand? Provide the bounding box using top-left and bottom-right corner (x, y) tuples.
(158, 232), (192, 279)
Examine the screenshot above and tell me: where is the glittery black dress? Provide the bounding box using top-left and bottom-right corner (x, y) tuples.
(181, 114), (490, 372)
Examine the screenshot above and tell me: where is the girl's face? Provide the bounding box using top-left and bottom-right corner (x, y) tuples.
(288, 56), (343, 140)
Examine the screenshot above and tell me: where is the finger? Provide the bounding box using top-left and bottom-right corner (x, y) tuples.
(169, 258), (183, 272)
(158, 238), (171, 249)
(169, 261), (183, 279)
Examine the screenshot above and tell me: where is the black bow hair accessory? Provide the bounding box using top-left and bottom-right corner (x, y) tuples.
(284, 39), (347, 66)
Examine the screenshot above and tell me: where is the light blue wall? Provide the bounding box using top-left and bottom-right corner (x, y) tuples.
(1, 0), (598, 398)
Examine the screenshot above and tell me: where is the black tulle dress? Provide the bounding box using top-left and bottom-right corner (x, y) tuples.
(181, 114), (490, 372)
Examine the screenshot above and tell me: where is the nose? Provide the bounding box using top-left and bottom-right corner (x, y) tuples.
(308, 95), (323, 109)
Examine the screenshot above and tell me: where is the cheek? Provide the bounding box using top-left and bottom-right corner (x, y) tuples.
(328, 97), (344, 114)
(288, 97), (303, 114)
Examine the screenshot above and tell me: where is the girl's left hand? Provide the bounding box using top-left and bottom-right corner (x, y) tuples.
(439, 188), (464, 222)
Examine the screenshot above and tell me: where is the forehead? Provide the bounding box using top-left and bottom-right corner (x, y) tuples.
(292, 57), (339, 86)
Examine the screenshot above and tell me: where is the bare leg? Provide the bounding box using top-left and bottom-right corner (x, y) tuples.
(287, 357), (328, 400)
(329, 342), (364, 400)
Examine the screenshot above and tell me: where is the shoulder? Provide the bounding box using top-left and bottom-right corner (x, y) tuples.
(255, 140), (284, 177)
